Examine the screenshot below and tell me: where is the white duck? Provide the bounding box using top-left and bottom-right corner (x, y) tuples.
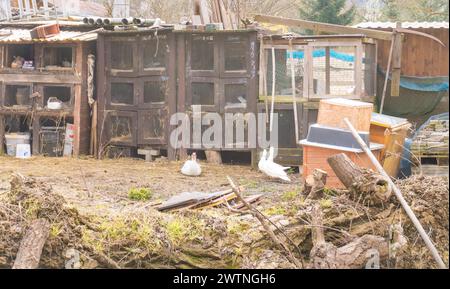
(267, 147), (291, 171)
(181, 152), (202, 176)
(259, 148), (291, 182)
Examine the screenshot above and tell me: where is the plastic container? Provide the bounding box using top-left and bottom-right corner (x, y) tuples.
(5, 133), (31, 156)
(16, 144), (31, 158)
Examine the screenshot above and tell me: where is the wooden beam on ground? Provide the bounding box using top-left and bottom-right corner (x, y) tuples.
(254, 15), (393, 41)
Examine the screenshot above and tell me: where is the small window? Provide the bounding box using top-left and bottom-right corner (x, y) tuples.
(265, 48), (306, 97)
(224, 36), (246, 71)
(143, 35), (167, 69)
(191, 35), (214, 71)
(144, 81), (166, 104)
(110, 115), (133, 143)
(111, 83), (134, 105)
(43, 86), (72, 108)
(311, 46), (356, 97)
(4, 85), (31, 107)
(225, 84), (247, 109)
(111, 42), (133, 70)
(43, 46), (73, 68)
(192, 82), (214, 105)
(6, 44), (34, 69)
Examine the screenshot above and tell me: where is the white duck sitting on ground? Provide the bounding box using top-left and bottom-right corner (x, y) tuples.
(181, 152), (202, 176)
(259, 147), (291, 182)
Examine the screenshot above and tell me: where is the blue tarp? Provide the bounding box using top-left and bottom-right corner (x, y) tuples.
(378, 67), (449, 92)
(287, 49), (355, 62)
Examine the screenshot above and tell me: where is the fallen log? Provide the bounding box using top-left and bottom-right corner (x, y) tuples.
(12, 218), (50, 269)
(309, 205), (397, 269)
(327, 153), (392, 205)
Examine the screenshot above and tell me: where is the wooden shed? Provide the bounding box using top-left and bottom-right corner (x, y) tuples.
(356, 22), (449, 121)
(174, 30), (259, 162)
(96, 28), (177, 160)
(0, 23), (97, 156)
(258, 34), (377, 166)
(357, 22), (449, 77)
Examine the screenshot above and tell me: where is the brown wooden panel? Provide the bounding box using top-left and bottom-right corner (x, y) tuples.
(137, 109), (167, 145)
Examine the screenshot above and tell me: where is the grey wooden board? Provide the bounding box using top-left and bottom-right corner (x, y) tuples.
(157, 190), (230, 211)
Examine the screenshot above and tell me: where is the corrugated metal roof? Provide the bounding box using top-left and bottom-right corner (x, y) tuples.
(355, 21), (449, 29)
(0, 28), (98, 43)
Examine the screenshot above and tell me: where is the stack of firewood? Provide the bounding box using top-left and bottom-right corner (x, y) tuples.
(193, 0), (240, 29)
(411, 119), (449, 157)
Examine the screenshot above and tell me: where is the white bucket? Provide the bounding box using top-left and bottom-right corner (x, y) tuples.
(16, 144), (31, 158)
(5, 133), (31, 156)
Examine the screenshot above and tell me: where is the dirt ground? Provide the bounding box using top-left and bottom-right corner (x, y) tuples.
(0, 156), (299, 216)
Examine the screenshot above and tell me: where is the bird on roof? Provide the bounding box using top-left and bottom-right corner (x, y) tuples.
(181, 152), (202, 176)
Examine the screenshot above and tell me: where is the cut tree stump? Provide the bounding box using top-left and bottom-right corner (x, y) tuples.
(327, 153), (392, 205)
(304, 169), (328, 199)
(13, 218), (50, 269)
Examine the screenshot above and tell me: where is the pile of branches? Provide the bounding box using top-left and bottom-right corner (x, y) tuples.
(0, 171), (447, 269)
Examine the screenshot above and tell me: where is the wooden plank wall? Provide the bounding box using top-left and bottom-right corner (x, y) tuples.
(376, 28), (449, 77)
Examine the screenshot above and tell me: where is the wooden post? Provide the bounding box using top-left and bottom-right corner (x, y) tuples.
(270, 47), (276, 131)
(289, 40), (300, 142)
(13, 219), (50, 269)
(325, 47), (330, 95)
(379, 34), (395, 114)
(205, 150), (222, 164)
(390, 22), (403, 97)
(0, 115), (4, 155)
(343, 118), (447, 269)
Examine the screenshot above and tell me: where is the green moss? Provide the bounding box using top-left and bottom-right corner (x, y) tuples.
(244, 180), (259, 189)
(23, 199), (40, 219)
(128, 187), (153, 201)
(319, 198), (333, 208)
(281, 190), (299, 201)
(165, 218), (204, 246)
(50, 223), (62, 238)
(263, 206), (287, 216)
(227, 221), (251, 235)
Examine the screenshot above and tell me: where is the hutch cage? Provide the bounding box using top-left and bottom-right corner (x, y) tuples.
(174, 30), (259, 162)
(96, 28), (177, 159)
(0, 25), (97, 156)
(257, 34), (377, 166)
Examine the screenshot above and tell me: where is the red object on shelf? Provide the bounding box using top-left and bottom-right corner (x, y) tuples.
(30, 23), (61, 39)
